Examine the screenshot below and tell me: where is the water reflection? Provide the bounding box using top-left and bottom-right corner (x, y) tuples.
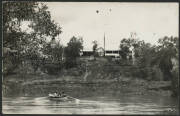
(2, 95), (179, 114)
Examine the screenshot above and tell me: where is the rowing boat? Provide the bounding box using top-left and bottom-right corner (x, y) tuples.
(48, 93), (77, 102)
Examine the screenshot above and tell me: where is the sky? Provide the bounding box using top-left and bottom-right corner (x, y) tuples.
(40, 2), (178, 50)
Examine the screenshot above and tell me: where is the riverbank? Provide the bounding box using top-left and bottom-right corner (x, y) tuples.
(2, 57), (175, 97)
(3, 73), (172, 98)
(3, 73), (178, 115)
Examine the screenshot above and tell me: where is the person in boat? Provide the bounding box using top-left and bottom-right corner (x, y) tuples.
(58, 91), (62, 97)
(53, 92), (58, 97)
(61, 91), (67, 97)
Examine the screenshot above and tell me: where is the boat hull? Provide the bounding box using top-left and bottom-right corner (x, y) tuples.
(48, 97), (74, 101)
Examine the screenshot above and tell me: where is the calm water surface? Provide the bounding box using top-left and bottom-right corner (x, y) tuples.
(2, 95), (179, 114)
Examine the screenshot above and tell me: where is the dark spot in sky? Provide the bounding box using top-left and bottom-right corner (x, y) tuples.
(96, 10), (99, 13)
(109, 9), (112, 12)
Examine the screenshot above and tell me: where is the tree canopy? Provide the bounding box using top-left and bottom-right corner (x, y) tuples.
(64, 36), (83, 68)
(119, 37), (145, 59)
(65, 36), (83, 58)
(92, 40), (98, 57)
(3, 1), (62, 74)
(151, 36), (178, 81)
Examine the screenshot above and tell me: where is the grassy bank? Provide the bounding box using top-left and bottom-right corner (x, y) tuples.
(3, 57), (174, 97)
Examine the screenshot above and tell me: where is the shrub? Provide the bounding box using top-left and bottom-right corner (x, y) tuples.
(64, 58), (78, 69)
(171, 68), (179, 97)
(105, 56), (112, 62)
(44, 63), (63, 75)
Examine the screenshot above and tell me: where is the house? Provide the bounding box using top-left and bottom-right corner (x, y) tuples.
(82, 50), (93, 56)
(83, 47), (105, 57)
(82, 48), (122, 59)
(97, 47), (105, 57)
(80, 50), (94, 61)
(105, 50), (120, 58)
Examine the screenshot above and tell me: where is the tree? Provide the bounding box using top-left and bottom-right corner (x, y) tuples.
(119, 38), (131, 59)
(92, 40), (98, 58)
(151, 36), (178, 81)
(151, 36), (179, 97)
(64, 36), (83, 68)
(135, 42), (157, 67)
(51, 43), (64, 62)
(3, 1), (62, 74)
(119, 37), (144, 60)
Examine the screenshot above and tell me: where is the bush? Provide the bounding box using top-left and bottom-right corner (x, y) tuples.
(105, 56), (112, 62)
(130, 68), (147, 79)
(171, 68), (179, 97)
(130, 67), (161, 80)
(64, 58), (77, 69)
(44, 63), (63, 75)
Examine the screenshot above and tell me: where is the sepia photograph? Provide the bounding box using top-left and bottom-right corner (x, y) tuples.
(2, 1), (179, 115)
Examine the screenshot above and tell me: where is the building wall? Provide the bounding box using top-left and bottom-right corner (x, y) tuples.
(82, 50), (121, 58)
(105, 53), (119, 57)
(105, 50), (120, 57)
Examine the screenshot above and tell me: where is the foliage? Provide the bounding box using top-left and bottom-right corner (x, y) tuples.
(171, 65), (179, 97)
(92, 40), (98, 57)
(136, 43), (156, 67)
(64, 36), (83, 68)
(151, 36), (178, 81)
(119, 36), (178, 82)
(43, 42), (63, 62)
(158, 36), (178, 50)
(3, 1), (62, 74)
(119, 38), (131, 59)
(44, 63), (63, 75)
(119, 38), (145, 59)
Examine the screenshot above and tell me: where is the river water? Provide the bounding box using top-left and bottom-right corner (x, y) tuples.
(2, 94), (179, 114)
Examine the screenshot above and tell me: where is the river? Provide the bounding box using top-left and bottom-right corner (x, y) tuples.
(2, 94), (179, 114)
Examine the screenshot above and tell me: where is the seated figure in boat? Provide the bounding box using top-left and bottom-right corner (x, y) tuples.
(49, 91), (67, 98)
(61, 91), (67, 97)
(58, 91), (62, 97)
(53, 92), (59, 97)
